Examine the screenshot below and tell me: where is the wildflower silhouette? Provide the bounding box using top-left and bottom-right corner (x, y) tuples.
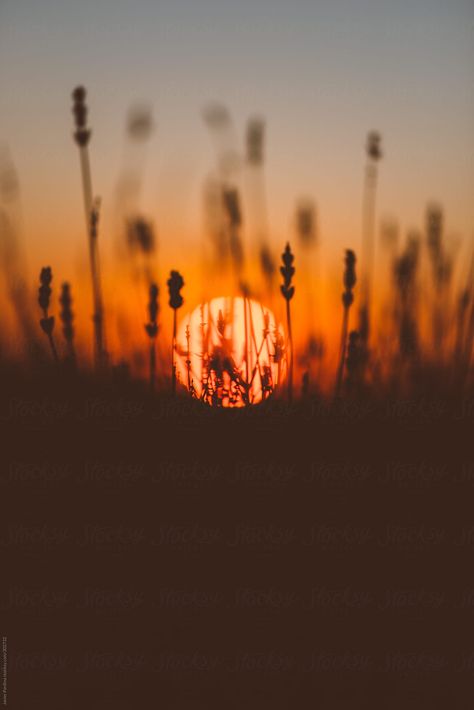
(38, 266), (58, 362)
(59, 282), (75, 363)
(359, 130), (382, 347)
(280, 242), (295, 401)
(145, 282), (159, 390)
(167, 270), (184, 394)
(223, 188), (244, 274)
(335, 250), (357, 397)
(71, 86), (106, 369)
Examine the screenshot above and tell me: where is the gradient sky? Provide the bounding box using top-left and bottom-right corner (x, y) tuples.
(0, 0), (473, 285)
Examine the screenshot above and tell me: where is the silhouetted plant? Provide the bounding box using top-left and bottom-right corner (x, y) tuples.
(127, 216), (155, 255)
(127, 216), (156, 283)
(425, 205), (452, 354)
(89, 199), (106, 366)
(185, 324), (195, 396)
(223, 188), (244, 274)
(280, 242), (295, 401)
(246, 118), (264, 165)
(71, 86), (106, 369)
(59, 282), (75, 363)
(359, 130), (382, 346)
(393, 235), (420, 360)
(144, 282), (159, 390)
(296, 200), (320, 368)
(38, 267), (58, 362)
(167, 270), (184, 394)
(245, 118), (275, 296)
(335, 250), (357, 397)
(296, 201), (317, 248)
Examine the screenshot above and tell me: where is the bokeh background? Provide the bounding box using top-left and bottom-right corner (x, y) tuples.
(0, 0), (473, 379)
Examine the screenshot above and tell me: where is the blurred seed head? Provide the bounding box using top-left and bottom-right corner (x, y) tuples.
(246, 118), (265, 165)
(296, 200), (317, 247)
(203, 102), (231, 131)
(145, 282), (159, 339)
(366, 131), (382, 161)
(127, 217), (155, 255)
(222, 188), (242, 228)
(127, 104), (154, 141)
(59, 282), (74, 342)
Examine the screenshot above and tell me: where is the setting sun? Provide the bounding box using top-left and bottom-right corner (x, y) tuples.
(176, 296), (286, 406)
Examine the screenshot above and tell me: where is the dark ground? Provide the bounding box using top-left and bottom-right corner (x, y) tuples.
(2, 366), (474, 708)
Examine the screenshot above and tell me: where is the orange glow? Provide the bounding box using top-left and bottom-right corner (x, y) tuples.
(175, 297), (286, 406)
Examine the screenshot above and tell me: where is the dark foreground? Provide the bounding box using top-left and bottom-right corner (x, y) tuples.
(2, 367), (474, 709)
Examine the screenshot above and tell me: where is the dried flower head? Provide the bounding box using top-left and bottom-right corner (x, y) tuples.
(296, 202), (316, 247)
(38, 266), (56, 348)
(223, 188), (242, 228)
(342, 250), (357, 307)
(202, 103), (231, 130)
(127, 217), (155, 255)
(167, 270), (184, 310)
(72, 86), (91, 147)
(280, 243), (295, 301)
(59, 282), (74, 342)
(38, 266), (53, 312)
(145, 283), (159, 339)
(127, 104), (153, 141)
(366, 131), (382, 161)
(246, 118), (264, 165)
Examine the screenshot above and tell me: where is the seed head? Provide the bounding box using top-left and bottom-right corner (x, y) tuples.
(296, 202), (316, 247)
(127, 217), (155, 255)
(342, 249), (356, 308)
(38, 266), (55, 336)
(145, 282), (159, 339)
(167, 270), (184, 310)
(223, 188), (241, 228)
(280, 242), (295, 301)
(246, 118), (264, 165)
(38, 266), (53, 311)
(59, 282), (74, 342)
(72, 85), (91, 147)
(366, 131), (382, 161)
